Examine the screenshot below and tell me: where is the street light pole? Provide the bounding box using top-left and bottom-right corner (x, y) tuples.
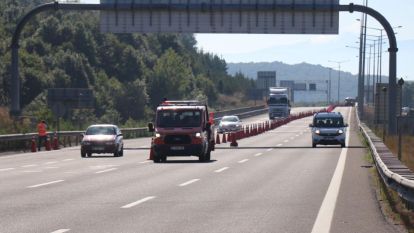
(397, 78), (404, 160)
(328, 60), (348, 104)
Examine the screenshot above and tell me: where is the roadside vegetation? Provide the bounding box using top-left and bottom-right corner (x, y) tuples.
(0, 0), (256, 134)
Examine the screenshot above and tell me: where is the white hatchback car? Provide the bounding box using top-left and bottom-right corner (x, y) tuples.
(309, 112), (348, 148)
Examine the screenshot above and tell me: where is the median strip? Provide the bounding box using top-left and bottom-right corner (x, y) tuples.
(27, 180), (65, 188)
(179, 179), (200, 187)
(121, 196), (156, 209)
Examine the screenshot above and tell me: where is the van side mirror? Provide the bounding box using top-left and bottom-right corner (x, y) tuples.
(148, 122), (154, 132)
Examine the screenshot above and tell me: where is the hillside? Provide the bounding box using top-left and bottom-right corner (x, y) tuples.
(0, 1), (254, 133)
(227, 61), (359, 101)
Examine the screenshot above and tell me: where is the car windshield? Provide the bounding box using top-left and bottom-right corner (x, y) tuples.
(268, 96), (288, 104)
(221, 116), (239, 122)
(86, 126), (116, 135)
(157, 110), (202, 128)
(314, 117), (344, 128)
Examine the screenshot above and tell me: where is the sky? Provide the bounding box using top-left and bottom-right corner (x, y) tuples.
(81, 0), (413, 80)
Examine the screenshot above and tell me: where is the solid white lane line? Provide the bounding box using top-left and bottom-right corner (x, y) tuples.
(254, 153), (263, 157)
(21, 164), (37, 168)
(238, 159), (249, 163)
(121, 196), (156, 209)
(50, 229), (70, 233)
(62, 159), (74, 162)
(179, 179), (200, 187)
(139, 161), (151, 164)
(276, 143), (283, 147)
(311, 108), (351, 233)
(0, 168), (15, 172)
(44, 161), (58, 165)
(27, 180), (65, 188)
(95, 168), (118, 174)
(266, 148), (273, 152)
(215, 167), (229, 173)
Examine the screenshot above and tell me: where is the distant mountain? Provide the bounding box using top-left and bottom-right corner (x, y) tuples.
(227, 61), (359, 101)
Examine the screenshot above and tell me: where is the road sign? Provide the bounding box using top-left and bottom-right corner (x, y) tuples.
(47, 88), (94, 117)
(100, 0), (339, 34)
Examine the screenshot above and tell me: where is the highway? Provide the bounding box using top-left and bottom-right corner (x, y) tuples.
(0, 107), (401, 233)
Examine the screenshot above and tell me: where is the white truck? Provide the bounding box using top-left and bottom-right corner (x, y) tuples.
(267, 87), (292, 119)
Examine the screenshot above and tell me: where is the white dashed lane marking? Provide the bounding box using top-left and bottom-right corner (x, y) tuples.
(139, 161), (151, 164)
(238, 159), (249, 164)
(0, 168), (15, 172)
(266, 148), (273, 152)
(284, 140), (289, 143)
(95, 168), (118, 174)
(62, 159), (74, 162)
(254, 153), (263, 157)
(215, 167), (229, 173)
(44, 161), (58, 165)
(121, 196), (156, 209)
(50, 229), (70, 233)
(179, 179), (200, 187)
(276, 143), (283, 147)
(21, 164), (37, 168)
(27, 180), (65, 188)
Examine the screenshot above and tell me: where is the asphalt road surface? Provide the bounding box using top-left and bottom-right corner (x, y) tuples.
(0, 107), (401, 233)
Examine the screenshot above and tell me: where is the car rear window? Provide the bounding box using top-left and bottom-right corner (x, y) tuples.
(86, 126), (116, 135)
(221, 116), (239, 122)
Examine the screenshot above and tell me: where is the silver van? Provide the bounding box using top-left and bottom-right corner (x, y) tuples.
(309, 112), (348, 148)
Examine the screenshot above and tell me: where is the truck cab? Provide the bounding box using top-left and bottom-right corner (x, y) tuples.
(148, 101), (215, 163)
(267, 87), (292, 119)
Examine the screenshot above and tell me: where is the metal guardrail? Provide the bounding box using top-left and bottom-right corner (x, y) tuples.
(0, 105), (268, 153)
(356, 104), (414, 208)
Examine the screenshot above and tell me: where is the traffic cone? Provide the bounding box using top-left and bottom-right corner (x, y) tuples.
(216, 133), (221, 144)
(222, 133), (227, 143)
(31, 136), (37, 152)
(52, 133), (59, 150)
(230, 133), (238, 147)
(45, 135), (51, 151)
(148, 138), (154, 160)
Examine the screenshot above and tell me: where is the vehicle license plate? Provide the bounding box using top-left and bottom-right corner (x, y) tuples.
(171, 146), (184, 150)
(92, 146), (104, 151)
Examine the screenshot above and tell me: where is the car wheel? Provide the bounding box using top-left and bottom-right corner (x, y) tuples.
(312, 143), (317, 148)
(81, 151), (86, 158)
(87, 152), (92, 157)
(341, 143), (345, 148)
(119, 147), (124, 157)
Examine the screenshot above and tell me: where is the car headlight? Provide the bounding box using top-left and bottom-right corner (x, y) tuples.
(155, 133), (161, 138)
(315, 129), (321, 135)
(338, 129), (344, 134)
(195, 132), (202, 138)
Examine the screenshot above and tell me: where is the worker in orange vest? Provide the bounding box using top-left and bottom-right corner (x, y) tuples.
(37, 120), (48, 151)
